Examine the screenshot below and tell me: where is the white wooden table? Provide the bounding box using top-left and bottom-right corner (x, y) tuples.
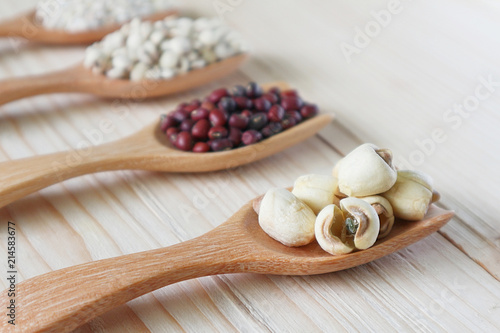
(1, 0), (499, 331)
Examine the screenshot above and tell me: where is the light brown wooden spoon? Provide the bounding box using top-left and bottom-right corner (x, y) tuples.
(0, 199), (453, 332)
(0, 9), (177, 45)
(0, 82), (333, 208)
(0, 53), (248, 106)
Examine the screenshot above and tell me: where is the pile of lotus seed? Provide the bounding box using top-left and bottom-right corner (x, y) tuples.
(254, 143), (439, 255)
(35, 0), (174, 32)
(84, 16), (247, 81)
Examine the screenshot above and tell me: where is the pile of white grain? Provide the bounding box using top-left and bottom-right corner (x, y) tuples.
(84, 16), (248, 81)
(36, 0), (174, 32)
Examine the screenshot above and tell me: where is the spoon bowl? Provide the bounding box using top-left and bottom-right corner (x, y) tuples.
(0, 9), (177, 45)
(0, 195), (453, 332)
(0, 82), (333, 207)
(0, 53), (248, 105)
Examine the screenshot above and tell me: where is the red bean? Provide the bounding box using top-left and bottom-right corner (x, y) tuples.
(183, 104), (198, 112)
(208, 126), (229, 140)
(281, 89), (298, 98)
(229, 127), (242, 146)
(193, 142), (210, 153)
(160, 115), (177, 131)
(208, 88), (228, 103)
(286, 110), (303, 123)
(173, 109), (191, 122)
(253, 97), (271, 112)
(210, 138), (233, 151)
(191, 108), (210, 121)
(228, 114), (249, 130)
(209, 109), (227, 127)
(281, 115), (297, 130)
(201, 101), (216, 111)
(218, 97), (237, 113)
(240, 110), (253, 118)
(248, 112), (268, 130)
(191, 119), (210, 140)
(300, 104), (319, 119)
(246, 82), (263, 98)
(233, 96), (252, 109)
(262, 92), (279, 104)
(281, 96), (303, 111)
(174, 131), (193, 151)
(242, 130), (263, 145)
(268, 105), (285, 122)
(180, 119), (194, 132)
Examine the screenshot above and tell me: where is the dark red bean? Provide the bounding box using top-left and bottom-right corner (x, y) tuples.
(174, 131), (193, 151)
(160, 115), (177, 131)
(166, 127), (179, 136)
(208, 126), (229, 140)
(242, 129), (263, 145)
(261, 126), (273, 138)
(176, 102), (187, 111)
(228, 114), (249, 130)
(262, 122), (282, 138)
(180, 119), (194, 132)
(231, 85), (246, 97)
(281, 89), (298, 98)
(201, 101), (216, 111)
(191, 108), (210, 121)
(210, 138), (233, 151)
(189, 99), (201, 107)
(286, 110), (303, 123)
(262, 92), (279, 104)
(209, 109), (227, 127)
(191, 119), (210, 140)
(233, 96), (252, 109)
(173, 109), (190, 122)
(168, 132), (178, 143)
(268, 105), (285, 122)
(281, 96), (303, 111)
(268, 121), (283, 135)
(253, 97), (271, 112)
(228, 127), (242, 146)
(183, 104), (198, 112)
(281, 115), (297, 130)
(218, 97), (237, 113)
(248, 112), (268, 130)
(208, 88), (228, 103)
(300, 104), (319, 119)
(246, 82), (263, 98)
(193, 142), (210, 153)
(269, 87), (281, 95)
(240, 110), (253, 118)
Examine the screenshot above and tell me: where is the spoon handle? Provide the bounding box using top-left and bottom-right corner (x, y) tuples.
(0, 136), (161, 208)
(0, 14), (25, 38)
(0, 66), (83, 105)
(0, 227), (244, 332)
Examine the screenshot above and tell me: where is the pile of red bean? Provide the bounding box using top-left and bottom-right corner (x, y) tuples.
(160, 82), (319, 152)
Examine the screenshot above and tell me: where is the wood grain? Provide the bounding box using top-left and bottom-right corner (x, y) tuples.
(1, 0), (500, 332)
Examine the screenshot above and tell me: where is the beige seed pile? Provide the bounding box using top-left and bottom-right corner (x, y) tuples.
(36, 0), (174, 32)
(84, 16), (248, 81)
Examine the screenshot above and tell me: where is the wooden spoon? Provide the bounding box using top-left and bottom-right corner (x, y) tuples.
(0, 82), (333, 208)
(0, 9), (177, 45)
(0, 53), (248, 106)
(0, 200), (454, 332)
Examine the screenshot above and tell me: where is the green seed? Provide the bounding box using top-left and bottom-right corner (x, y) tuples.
(345, 217), (358, 235)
